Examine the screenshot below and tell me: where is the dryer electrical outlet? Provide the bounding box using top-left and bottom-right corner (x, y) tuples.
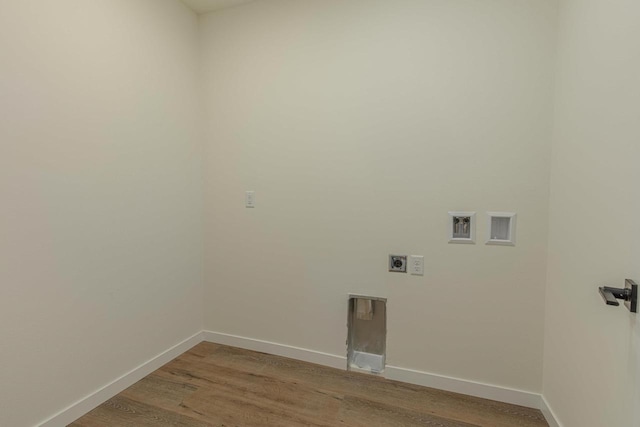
(388, 255), (407, 273)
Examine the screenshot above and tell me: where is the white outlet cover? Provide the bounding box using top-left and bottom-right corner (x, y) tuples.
(410, 255), (424, 276)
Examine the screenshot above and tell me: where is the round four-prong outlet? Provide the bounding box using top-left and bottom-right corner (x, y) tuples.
(388, 255), (407, 273)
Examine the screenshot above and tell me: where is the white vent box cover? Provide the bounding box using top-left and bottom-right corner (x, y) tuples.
(486, 212), (516, 246)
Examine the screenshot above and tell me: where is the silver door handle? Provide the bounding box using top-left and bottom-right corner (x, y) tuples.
(598, 279), (637, 313)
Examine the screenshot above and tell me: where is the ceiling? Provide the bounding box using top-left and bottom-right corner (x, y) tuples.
(181, 0), (257, 14)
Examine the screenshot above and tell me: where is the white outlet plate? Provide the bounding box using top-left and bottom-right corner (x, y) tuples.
(410, 255), (424, 276)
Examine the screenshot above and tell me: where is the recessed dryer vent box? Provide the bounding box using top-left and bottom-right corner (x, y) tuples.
(486, 212), (516, 246)
(448, 212), (476, 244)
(347, 295), (386, 375)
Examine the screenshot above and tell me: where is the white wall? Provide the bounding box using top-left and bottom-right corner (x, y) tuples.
(543, 0), (640, 425)
(15, 1), (638, 424)
(0, 1), (204, 425)
(201, 0), (557, 393)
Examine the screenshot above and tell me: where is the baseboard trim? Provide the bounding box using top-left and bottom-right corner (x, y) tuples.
(203, 330), (543, 411)
(37, 331), (204, 427)
(385, 365), (540, 408)
(202, 331), (346, 370)
(540, 395), (563, 427)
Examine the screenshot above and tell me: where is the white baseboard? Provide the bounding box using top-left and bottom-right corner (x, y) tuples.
(540, 395), (563, 427)
(202, 331), (346, 370)
(203, 330), (544, 411)
(385, 365), (541, 408)
(37, 331), (204, 427)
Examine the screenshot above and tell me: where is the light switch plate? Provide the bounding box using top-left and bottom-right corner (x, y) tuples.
(245, 191), (255, 208)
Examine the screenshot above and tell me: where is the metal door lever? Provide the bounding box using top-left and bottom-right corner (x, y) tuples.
(598, 279), (638, 313)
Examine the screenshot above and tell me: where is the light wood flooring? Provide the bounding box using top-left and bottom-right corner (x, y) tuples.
(70, 342), (548, 427)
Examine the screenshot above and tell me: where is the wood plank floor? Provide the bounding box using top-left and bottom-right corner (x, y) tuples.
(70, 342), (548, 427)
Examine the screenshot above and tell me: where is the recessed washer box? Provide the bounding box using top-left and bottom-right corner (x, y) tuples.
(448, 211), (476, 244)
